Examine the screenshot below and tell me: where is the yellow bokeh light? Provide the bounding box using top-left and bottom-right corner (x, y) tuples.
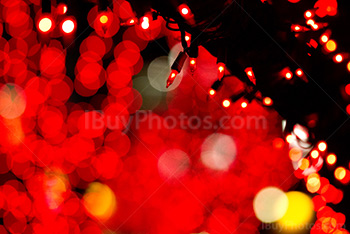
(306, 173), (321, 193)
(326, 154), (337, 165)
(298, 158), (310, 170)
(334, 167), (346, 181)
(318, 142), (327, 152)
(325, 40), (337, 52)
(38, 17), (52, 32)
(278, 191), (314, 232)
(289, 148), (302, 162)
(253, 187), (289, 223)
(83, 182), (117, 221)
(311, 150), (319, 159)
(99, 15), (108, 24)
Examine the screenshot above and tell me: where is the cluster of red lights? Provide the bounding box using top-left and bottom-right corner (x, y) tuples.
(1, 0), (349, 233)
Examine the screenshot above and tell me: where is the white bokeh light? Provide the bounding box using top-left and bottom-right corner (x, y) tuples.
(253, 187), (289, 223)
(200, 133), (237, 171)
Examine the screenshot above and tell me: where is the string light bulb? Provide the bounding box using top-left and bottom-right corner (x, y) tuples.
(166, 70), (178, 88)
(241, 101), (248, 108)
(166, 52), (187, 88)
(222, 99), (231, 108)
(209, 89), (216, 96)
(296, 69), (303, 77)
(217, 62), (225, 80)
(141, 16), (150, 30)
(189, 58), (196, 73)
(263, 97), (273, 106)
(178, 4), (192, 18)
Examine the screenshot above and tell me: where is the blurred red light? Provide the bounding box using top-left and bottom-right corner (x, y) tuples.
(57, 3), (67, 14)
(241, 101), (248, 108)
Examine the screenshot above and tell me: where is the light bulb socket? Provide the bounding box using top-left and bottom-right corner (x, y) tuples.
(171, 51), (188, 73)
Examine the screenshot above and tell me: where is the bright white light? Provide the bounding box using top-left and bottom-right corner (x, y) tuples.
(293, 124), (309, 142)
(38, 17), (52, 32)
(62, 19), (75, 33)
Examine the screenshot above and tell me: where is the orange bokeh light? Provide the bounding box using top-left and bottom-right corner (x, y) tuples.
(299, 158), (310, 170)
(263, 97), (273, 106)
(334, 167), (346, 180)
(325, 40), (337, 52)
(99, 14), (109, 24)
(289, 148), (302, 161)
